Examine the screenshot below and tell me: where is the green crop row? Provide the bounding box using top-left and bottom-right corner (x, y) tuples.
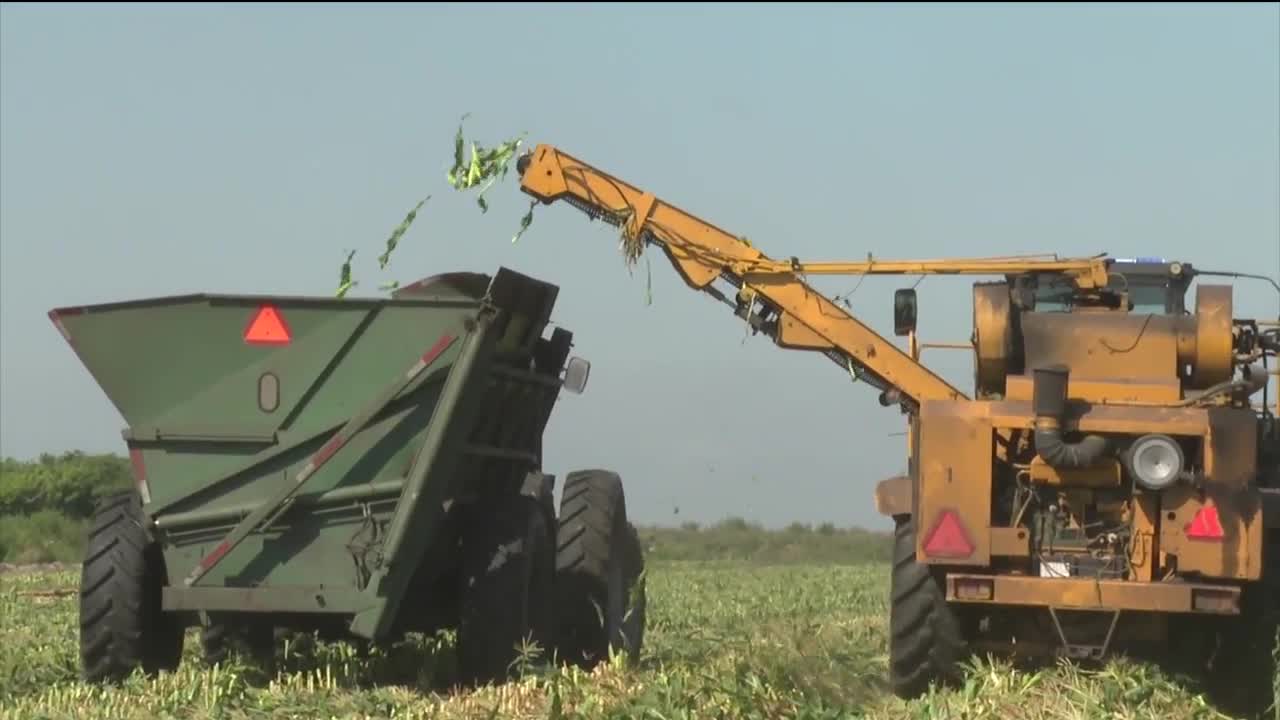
(1, 563), (1257, 720)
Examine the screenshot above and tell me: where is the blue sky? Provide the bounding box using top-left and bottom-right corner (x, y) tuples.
(2, 3), (1277, 529)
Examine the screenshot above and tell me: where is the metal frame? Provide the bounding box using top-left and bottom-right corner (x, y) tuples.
(945, 573), (1242, 615)
(180, 330), (466, 587)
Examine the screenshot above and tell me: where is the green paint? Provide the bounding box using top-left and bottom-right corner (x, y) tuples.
(52, 267), (574, 640)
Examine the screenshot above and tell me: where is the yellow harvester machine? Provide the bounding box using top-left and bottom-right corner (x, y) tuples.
(514, 144), (1279, 716)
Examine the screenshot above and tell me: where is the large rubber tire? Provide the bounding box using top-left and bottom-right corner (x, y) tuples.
(456, 494), (556, 687)
(554, 469), (647, 670)
(79, 491), (184, 683)
(889, 514), (969, 699)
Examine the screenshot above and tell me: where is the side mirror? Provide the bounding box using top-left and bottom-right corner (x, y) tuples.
(563, 356), (591, 395)
(894, 289), (918, 336)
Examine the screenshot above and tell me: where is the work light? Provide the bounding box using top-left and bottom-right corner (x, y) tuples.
(1125, 434), (1184, 491)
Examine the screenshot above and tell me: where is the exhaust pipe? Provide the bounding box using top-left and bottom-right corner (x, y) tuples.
(1032, 365), (1109, 469)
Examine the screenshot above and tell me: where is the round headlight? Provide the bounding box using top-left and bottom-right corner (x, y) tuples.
(1126, 434), (1184, 490)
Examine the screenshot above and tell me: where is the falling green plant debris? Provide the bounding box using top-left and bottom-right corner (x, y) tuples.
(334, 193), (430, 297)
(444, 114), (542, 250)
(445, 112), (471, 188)
(333, 115), (645, 301)
(335, 250), (357, 298)
(512, 200), (537, 244)
(378, 196), (430, 270)
(445, 114), (527, 215)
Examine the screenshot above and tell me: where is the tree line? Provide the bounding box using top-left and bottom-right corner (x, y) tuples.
(0, 452), (891, 565)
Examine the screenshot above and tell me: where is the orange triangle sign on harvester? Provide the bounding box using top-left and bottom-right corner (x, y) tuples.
(923, 510), (974, 558)
(244, 305), (292, 345)
(1185, 501), (1225, 540)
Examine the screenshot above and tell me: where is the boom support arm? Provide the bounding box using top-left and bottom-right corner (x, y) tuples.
(516, 144), (1110, 408)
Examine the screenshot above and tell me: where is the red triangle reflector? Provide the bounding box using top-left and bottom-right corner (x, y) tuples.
(244, 305), (291, 345)
(1185, 502), (1224, 541)
(923, 510), (974, 558)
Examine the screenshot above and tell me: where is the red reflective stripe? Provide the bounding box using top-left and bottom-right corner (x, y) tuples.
(200, 541), (232, 570)
(404, 334), (458, 380)
(129, 448), (147, 484)
(421, 334), (456, 364)
(312, 434), (345, 467)
(128, 448), (151, 503)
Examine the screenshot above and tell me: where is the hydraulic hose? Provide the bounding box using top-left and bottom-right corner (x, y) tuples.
(1032, 365), (1110, 469)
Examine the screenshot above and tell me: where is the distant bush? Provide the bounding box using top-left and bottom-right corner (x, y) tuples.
(0, 451), (893, 566)
(0, 451), (132, 518)
(0, 452), (134, 563)
(637, 519), (891, 566)
(0, 511), (85, 564)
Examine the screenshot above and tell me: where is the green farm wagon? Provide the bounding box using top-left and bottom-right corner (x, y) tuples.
(50, 267), (646, 686)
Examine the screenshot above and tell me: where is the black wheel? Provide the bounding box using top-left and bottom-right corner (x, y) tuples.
(889, 514), (969, 699)
(1205, 541), (1278, 719)
(456, 494), (556, 686)
(80, 491), (184, 683)
(553, 469), (647, 670)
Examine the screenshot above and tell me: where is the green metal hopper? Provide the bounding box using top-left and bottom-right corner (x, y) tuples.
(53, 267), (646, 686)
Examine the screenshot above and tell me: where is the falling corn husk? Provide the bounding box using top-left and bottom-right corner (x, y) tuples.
(336, 250), (357, 298)
(446, 113), (470, 188)
(444, 114), (541, 250)
(446, 114), (527, 214)
(378, 195), (429, 270)
(512, 200), (537, 244)
(379, 280), (400, 291)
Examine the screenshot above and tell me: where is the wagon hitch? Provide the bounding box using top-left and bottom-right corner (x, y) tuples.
(1047, 607), (1121, 660)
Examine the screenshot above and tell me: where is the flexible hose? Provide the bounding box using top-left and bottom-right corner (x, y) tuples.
(1034, 421), (1111, 469)
(1032, 365), (1111, 469)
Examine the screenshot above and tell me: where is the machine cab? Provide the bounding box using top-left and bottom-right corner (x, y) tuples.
(1017, 258), (1194, 315)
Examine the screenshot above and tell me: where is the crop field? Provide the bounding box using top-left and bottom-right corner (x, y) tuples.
(2, 561), (1269, 720)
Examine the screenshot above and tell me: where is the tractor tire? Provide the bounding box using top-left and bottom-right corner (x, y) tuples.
(553, 469), (647, 670)
(889, 514), (969, 699)
(456, 494), (556, 687)
(1206, 539), (1279, 719)
(79, 491), (184, 683)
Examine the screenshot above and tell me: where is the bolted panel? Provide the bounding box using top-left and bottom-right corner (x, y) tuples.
(915, 400), (993, 566)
